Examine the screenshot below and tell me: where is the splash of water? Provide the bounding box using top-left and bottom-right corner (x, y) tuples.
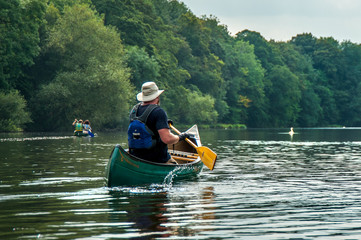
(162, 165), (195, 188)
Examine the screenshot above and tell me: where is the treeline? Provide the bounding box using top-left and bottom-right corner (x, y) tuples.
(1, 0), (361, 132)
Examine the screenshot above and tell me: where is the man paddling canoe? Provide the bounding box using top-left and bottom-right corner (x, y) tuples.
(128, 82), (190, 164)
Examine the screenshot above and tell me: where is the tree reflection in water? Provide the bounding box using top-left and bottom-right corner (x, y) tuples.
(108, 185), (217, 239)
(109, 190), (172, 239)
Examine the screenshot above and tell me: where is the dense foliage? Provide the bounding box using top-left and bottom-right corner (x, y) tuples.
(1, 0), (361, 131)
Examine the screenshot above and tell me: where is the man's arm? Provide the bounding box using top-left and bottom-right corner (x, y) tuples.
(158, 128), (179, 145)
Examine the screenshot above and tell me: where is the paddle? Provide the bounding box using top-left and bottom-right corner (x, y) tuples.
(88, 130), (94, 137)
(169, 124), (217, 170)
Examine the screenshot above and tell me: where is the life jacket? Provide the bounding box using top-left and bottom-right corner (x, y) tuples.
(83, 124), (91, 131)
(127, 103), (159, 149)
(75, 123), (83, 131)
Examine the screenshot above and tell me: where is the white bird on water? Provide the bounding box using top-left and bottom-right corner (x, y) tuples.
(289, 127), (294, 135)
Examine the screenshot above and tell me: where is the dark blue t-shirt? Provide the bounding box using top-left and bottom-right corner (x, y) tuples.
(129, 104), (171, 163)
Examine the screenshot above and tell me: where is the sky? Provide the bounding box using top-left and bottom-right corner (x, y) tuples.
(180, 0), (361, 43)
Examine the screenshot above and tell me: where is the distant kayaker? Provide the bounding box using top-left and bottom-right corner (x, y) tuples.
(128, 81), (190, 164)
(72, 119), (83, 133)
(83, 120), (92, 134)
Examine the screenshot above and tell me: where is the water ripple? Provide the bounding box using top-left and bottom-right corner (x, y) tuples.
(2, 130), (361, 239)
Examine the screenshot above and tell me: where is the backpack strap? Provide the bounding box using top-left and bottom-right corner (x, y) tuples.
(130, 103), (159, 123)
(129, 103), (141, 121)
(137, 104), (159, 123)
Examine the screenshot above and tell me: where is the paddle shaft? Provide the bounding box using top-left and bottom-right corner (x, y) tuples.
(88, 130), (94, 137)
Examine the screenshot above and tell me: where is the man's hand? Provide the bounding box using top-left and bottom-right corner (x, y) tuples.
(178, 132), (191, 141)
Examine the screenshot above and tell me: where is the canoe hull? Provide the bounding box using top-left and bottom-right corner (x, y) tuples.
(73, 131), (89, 137)
(105, 144), (203, 187)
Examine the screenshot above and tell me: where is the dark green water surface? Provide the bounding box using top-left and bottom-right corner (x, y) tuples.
(1, 128), (361, 239)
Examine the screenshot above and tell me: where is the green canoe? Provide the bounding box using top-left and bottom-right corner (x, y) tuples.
(74, 131), (94, 137)
(105, 125), (204, 187)
(73, 131), (89, 137)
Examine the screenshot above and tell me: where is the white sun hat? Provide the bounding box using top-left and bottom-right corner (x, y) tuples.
(136, 82), (164, 102)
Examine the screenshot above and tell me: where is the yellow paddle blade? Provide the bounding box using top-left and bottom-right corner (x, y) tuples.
(169, 123), (217, 170)
(196, 146), (217, 171)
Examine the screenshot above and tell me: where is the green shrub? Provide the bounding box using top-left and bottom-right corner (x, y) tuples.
(0, 91), (31, 131)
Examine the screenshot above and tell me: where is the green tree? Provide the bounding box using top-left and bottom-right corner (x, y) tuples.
(151, 28), (191, 88)
(125, 46), (160, 89)
(0, 0), (46, 91)
(92, 0), (224, 125)
(291, 33), (341, 126)
(0, 90), (31, 131)
(92, 0), (156, 52)
(201, 15), (231, 122)
(236, 30), (283, 71)
(277, 42), (322, 127)
(178, 13), (224, 99)
(31, 3), (132, 131)
(267, 65), (301, 127)
(5, 0), (361, 129)
(314, 84), (339, 126)
(152, 0), (188, 26)
(298, 85), (322, 126)
(233, 40), (266, 126)
(340, 42), (361, 125)
(163, 86), (218, 124)
(313, 37), (342, 81)
(290, 33), (317, 57)
(20, 3), (62, 100)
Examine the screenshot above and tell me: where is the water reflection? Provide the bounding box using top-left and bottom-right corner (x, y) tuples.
(2, 129), (361, 239)
(199, 186), (216, 221)
(108, 190), (170, 239)
(106, 185), (217, 239)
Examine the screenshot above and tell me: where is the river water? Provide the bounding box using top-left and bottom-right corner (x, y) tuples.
(1, 128), (361, 239)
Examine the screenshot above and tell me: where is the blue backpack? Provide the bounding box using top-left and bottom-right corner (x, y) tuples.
(127, 103), (159, 149)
